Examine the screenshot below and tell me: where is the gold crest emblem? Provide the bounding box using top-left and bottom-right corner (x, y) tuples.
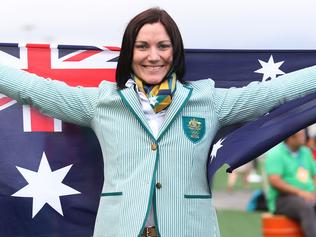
(188, 118), (201, 138)
(183, 116), (205, 143)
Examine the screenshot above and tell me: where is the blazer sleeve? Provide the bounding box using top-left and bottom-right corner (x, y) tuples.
(213, 65), (316, 127)
(0, 64), (99, 127)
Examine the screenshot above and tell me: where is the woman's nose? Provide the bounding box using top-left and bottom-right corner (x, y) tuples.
(147, 48), (160, 61)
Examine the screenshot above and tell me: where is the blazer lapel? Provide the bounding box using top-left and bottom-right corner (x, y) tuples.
(118, 87), (155, 139)
(157, 81), (193, 140)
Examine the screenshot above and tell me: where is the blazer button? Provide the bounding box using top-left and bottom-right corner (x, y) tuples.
(151, 143), (157, 151)
(156, 182), (162, 189)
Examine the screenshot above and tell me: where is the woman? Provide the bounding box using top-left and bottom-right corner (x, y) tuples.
(1, 7), (316, 237)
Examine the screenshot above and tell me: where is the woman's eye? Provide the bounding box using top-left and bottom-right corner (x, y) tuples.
(135, 44), (147, 50)
(159, 44), (172, 50)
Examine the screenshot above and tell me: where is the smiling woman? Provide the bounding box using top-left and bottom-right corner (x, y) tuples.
(115, 7), (185, 89)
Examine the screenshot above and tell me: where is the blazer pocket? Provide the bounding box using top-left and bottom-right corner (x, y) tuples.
(184, 194), (212, 199)
(101, 192), (123, 197)
(94, 192), (123, 237)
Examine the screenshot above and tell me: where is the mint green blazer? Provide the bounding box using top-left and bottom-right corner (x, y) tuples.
(1, 65), (316, 236)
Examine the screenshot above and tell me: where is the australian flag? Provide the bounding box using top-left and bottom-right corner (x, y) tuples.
(1, 44), (316, 236)
(0, 43), (118, 237)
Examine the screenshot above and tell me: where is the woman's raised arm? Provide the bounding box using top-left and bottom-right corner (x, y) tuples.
(214, 65), (316, 127)
(0, 64), (99, 127)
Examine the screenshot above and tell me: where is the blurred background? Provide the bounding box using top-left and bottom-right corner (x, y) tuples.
(1, 1), (316, 236)
(1, 0), (316, 49)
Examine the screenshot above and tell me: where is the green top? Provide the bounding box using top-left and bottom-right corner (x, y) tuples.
(265, 142), (316, 213)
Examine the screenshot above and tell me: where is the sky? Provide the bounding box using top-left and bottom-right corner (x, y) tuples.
(0, 0), (316, 49)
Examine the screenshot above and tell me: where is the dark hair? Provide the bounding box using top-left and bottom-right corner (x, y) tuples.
(116, 7), (186, 89)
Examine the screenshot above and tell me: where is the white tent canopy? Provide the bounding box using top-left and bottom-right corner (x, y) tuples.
(0, 0), (315, 49)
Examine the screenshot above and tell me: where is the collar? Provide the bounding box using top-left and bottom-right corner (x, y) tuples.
(282, 142), (302, 158)
(125, 78), (148, 102)
(125, 78), (135, 88)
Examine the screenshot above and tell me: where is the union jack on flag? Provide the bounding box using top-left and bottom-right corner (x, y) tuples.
(0, 43), (119, 132)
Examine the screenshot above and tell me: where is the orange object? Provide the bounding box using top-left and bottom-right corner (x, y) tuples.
(262, 213), (304, 237)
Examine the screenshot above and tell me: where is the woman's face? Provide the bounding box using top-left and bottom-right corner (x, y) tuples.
(132, 22), (173, 85)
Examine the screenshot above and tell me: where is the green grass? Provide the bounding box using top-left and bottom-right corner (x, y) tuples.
(217, 209), (262, 237)
(212, 163), (263, 191)
(213, 162), (264, 237)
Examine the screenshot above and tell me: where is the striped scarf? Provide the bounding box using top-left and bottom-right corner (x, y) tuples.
(134, 73), (177, 113)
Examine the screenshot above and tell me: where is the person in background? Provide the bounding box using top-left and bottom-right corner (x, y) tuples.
(265, 130), (316, 237)
(227, 158), (263, 192)
(248, 158), (263, 183)
(306, 124), (316, 160)
(227, 162), (253, 192)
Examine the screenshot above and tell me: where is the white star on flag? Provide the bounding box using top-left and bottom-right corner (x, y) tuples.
(12, 152), (80, 218)
(210, 138), (225, 162)
(255, 55), (285, 81)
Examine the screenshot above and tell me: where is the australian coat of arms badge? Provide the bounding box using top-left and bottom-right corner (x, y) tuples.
(182, 116), (205, 143)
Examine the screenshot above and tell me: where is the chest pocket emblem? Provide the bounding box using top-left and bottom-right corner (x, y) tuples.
(182, 116), (205, 143)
